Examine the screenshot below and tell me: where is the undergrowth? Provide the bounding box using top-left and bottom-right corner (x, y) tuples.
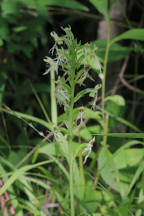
(0, 1), (144, 215)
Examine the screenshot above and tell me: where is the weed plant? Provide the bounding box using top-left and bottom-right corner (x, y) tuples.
(43, 26), (102, 215)
(0, 1), (144, 215)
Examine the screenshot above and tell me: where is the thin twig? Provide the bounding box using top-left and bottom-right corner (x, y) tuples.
(111, 57), (144, 96)
(47, 6), (132, 28)
(111, 57), (129, 95)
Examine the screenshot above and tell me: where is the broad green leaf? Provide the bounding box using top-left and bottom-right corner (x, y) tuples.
(105, 95), (125, 127)
(89, 0), (116, 17)
(111, 29), (144, 45)
(104, 95), (125, 106)
(36, 0), (88, 11)
(82, 185), (102, 213)
(113, 199), (131, 216)
(39, 142), (59, 156)
(98, 148), (121, 192)
(1, 0), (18, 17)
(73, 161), (83, 200)
(93, 133), (144, 138)
(77, 127), (92, 140)
(98, 148), (129, 198)
(53, 132), (69, 162)
(75, 125), (101, 141)
(114, 149), (144, 169)
(114, 140), (143, 156)
(90, 40), (131, 62)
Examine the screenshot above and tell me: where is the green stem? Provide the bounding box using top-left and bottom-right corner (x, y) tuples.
(79, 151), (85, 198)
(130, 54), (139, 126)
(70, 157), (75, 216)
(30, 82), (51, 123)
(102, 16), (111, 147)
(103, 113), (109, 146)
(50, 70), (57, 126)
(102, 16), (111, 121)
(68, 76), (75, 216)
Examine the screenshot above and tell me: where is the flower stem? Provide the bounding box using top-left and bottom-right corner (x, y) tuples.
(50, 69), (57, 126)
(68, 72), (75, 216)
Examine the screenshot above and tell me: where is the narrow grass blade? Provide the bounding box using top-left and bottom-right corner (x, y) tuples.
(92, 133), (144, 138)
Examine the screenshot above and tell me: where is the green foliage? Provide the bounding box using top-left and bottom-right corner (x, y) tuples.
(0, 0), (144, 215)
(89, 0), (116, 18)
(0, 0), (47, 56)
(90, 40), (131, 62)
(111, 29), (144, 44)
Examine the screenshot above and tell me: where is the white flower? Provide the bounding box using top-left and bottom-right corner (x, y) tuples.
(43, 57), (58, 75)
(82, 137), (95, 164)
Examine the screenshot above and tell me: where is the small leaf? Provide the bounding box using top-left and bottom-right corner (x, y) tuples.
(74, 88), (94, 102)
(13, 26), (27, 32)
(74, 143), (87, 160)
(83, 107), (102, 122)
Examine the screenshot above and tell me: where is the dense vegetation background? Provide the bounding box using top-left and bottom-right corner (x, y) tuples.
(0, 0), (144, 215)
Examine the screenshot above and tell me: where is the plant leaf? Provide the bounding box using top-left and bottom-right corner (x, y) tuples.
(98, 148), (121, 192)
(90, 40), (131, 62)
(0, 160), (52, 196)
(127, 161), (144, 196)
(42, 0), (88, 11)
(89, 0), (116, 17)
(74, 88), (94, 103)
(92, 133), (144, 138)
(111, 29), (144, 45)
